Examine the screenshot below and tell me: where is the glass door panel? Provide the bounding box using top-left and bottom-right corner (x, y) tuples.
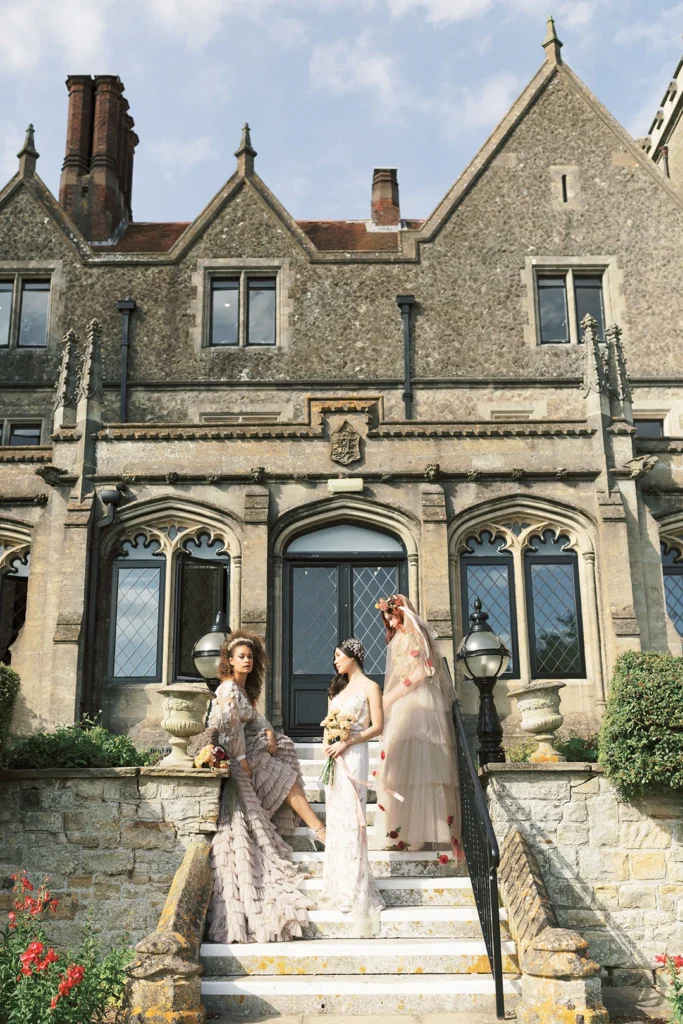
(352, 564), (398, 678)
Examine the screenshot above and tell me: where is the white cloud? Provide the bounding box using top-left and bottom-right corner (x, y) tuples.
(0, 0), (111, 72)
(145, 0), (309, 51)
(461, 71), (522, 127)
(0, 123), (22, 182)
(309, 32), (399, 112)
(147, 136), (218, 181)
(385, 0), (493, 21)
(614, 3), (683, 49)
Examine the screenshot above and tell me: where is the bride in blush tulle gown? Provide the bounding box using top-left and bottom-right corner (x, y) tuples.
(372, 595), (463, 858)
(320, 638), (386, 937)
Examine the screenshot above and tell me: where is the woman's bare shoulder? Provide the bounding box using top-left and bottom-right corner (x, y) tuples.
(363, 677), (382, 697)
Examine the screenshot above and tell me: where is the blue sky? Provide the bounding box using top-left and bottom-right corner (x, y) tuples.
(1, 0), (682, 224)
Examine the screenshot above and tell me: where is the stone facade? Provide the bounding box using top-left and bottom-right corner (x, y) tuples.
(0, 768), (224, 950)
(484, 763), (683, 1017)
(3, 23), (683, 744)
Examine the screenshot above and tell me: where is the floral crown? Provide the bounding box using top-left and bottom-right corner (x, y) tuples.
(375, 594), (401, 614)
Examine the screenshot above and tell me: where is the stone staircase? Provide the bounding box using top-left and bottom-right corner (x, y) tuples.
(200, 741), (521, 1018)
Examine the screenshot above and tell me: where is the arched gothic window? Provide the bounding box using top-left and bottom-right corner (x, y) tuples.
(459, 520), (586, 682)
(661, 541), (683, 638)
(0, 545), (30, 666)
(108, 526), (230, 683)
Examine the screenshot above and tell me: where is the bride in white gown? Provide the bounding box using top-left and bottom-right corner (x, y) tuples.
(320, 638), (385, 937)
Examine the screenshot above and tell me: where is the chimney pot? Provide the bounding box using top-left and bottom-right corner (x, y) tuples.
(371, 167), (400, 226)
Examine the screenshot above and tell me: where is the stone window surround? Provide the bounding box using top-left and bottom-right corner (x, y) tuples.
(449, 504), (606, 707)
(522, 256), (623, 350)
(190, 258), (294, 354)
(100, 515), (242, 688)
(1, 417), (46, 447)
(0, 260), (66, 352)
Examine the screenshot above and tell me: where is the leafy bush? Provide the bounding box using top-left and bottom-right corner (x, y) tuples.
(505, 734), (598, 764)
(0, 871), (132, 1023)
(505, 740), (536, 762)
(0, 716), (159, 770)
(599, 650), (683, 797)
(0, 664), (20, 752)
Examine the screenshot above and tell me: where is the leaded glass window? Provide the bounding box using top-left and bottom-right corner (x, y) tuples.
(292, 566), (339, 675)
(524, 530), (584, 678)
(175, 534), (230, 679)
(662, 542), (683, 642)
(109, 536), (164, 681)
(353, 564), (399, 675)
(460, 531), (518, 677)
(0, 552), (29, 665)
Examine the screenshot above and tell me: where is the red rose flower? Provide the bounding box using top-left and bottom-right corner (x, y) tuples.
(447, 815), (453, 826)
(7, 912), (16, 927)
(397, 840), (406, 850)
(388, 830), (399, 839)
(410, 649), (420, 657)
(439, 854), (450, 865)
(674, 955), (683, 969)
(656, 954), (667, 964)
(380, 750), (386, 760)
(378, 804), (385, 811)
(371, 770), (377, 777)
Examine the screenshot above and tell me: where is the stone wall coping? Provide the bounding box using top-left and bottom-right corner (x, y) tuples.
(0, 766), (230, 780)
(480, 762), (603, 777)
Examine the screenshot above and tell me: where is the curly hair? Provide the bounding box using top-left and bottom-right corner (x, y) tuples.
(379, 594), (406, 644)
(217, 630), (268, 706)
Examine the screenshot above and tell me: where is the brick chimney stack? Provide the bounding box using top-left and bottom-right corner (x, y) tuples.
(59, 75), (138, 242)
(371, 167), (400, 226)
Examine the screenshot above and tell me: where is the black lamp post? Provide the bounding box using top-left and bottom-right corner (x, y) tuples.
(192, 610), (230, 692)
(456, 598), (509, 767)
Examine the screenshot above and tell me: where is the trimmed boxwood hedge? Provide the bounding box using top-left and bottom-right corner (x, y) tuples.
(599, 650), (683, 797)
(0, 663), (20, 752)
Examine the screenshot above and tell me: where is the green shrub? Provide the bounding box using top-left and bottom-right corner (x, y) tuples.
(505, 740), (536, 762)
(505, 734), (598, 764)
(599, 650), (683, 797)
(0, 716), (159, 770)
(0, 664), (20, 752)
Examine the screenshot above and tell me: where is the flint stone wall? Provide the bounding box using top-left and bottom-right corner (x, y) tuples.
(0, 767), (225, 951)
(483, 763), (683, 1017)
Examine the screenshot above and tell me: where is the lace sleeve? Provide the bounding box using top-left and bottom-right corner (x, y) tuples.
(208, 684), (247, 760)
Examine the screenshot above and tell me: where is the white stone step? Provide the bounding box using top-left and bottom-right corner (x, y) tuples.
(300, 906), (510, 940)
(306, 802), (377, 825)
(299, 875), (476, 908)
(288, 850), (467, 878)
(300, 757), (379, 773)
(305, 781), (380, 802)
(288, 825), (450, 852)
(201, 973), (521, 1017)
(201, 936), (517, 976)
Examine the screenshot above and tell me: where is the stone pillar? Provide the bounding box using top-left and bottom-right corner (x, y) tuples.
(241, 487), (270, 715)
(597, 491), (641, 685)
(420, 484), (453, 668)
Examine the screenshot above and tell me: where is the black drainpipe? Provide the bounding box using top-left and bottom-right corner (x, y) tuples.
(116, 298), (136, 422)
(397, 294), (415, 420)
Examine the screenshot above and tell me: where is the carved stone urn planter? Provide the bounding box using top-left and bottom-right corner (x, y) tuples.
(157, 683), (213, 767)
(509, 679), (566, 762)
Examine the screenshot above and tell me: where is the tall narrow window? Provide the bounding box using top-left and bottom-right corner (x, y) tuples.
(561, 174), (568, 203)
(210, 279), (239, 346)
(18, 281), (50, 348)
(537, 276), (569, 344)
(524, 530), (584, 678)
(662, 543), (683, 641)
(0, 552), (29, 665)
(175, 533), (230, 679)
(8, 423), (42, 447)
(574, 276), (604, 340)
(247, 277), (276, 346)
(460, 531), (518, 677)
(109, 535), (165, 681)
(0, 282), (12, 347)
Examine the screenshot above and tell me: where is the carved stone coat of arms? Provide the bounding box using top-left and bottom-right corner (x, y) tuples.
(330, 421), (361, 466)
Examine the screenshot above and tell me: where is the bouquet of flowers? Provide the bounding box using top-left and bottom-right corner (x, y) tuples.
(319, 707), (355, 786)
(194, 744), (230, 772)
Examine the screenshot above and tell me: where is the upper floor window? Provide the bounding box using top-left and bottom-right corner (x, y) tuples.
(537, 271), (605, 345)
(210, 274), (276, 348)
(4, 422), (42, 447)
(634, 418), (664, 438)
(0, 277), (51, 349)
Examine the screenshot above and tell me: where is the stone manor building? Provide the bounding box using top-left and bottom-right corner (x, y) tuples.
(2, 20), (683, 747)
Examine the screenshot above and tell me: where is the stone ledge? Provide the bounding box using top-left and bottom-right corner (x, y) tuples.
(0, 767), (229, 780)
(480, 763), (603, 777)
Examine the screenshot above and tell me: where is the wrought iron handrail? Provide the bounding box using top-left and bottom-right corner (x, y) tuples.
(452, 695), (505, 1019)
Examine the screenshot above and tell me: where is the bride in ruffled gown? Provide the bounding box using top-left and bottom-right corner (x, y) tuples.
(319, 638), (386, 937)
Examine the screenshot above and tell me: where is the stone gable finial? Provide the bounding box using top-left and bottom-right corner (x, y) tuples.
(17, 124), (39, 178)
(605, 323), (633, 404)
(235, 122), (257, 176)
(542, 15), (563, 65)
(77, 318), (103, 406)
(53, 328), (80, 413)
(580, 314), (608, 398)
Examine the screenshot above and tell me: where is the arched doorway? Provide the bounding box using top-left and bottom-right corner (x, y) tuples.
(283, 523), (407, 736)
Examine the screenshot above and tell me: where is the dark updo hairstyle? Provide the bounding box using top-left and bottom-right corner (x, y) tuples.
(328, 638), (366, 700)
(218, 629), (268, 706)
